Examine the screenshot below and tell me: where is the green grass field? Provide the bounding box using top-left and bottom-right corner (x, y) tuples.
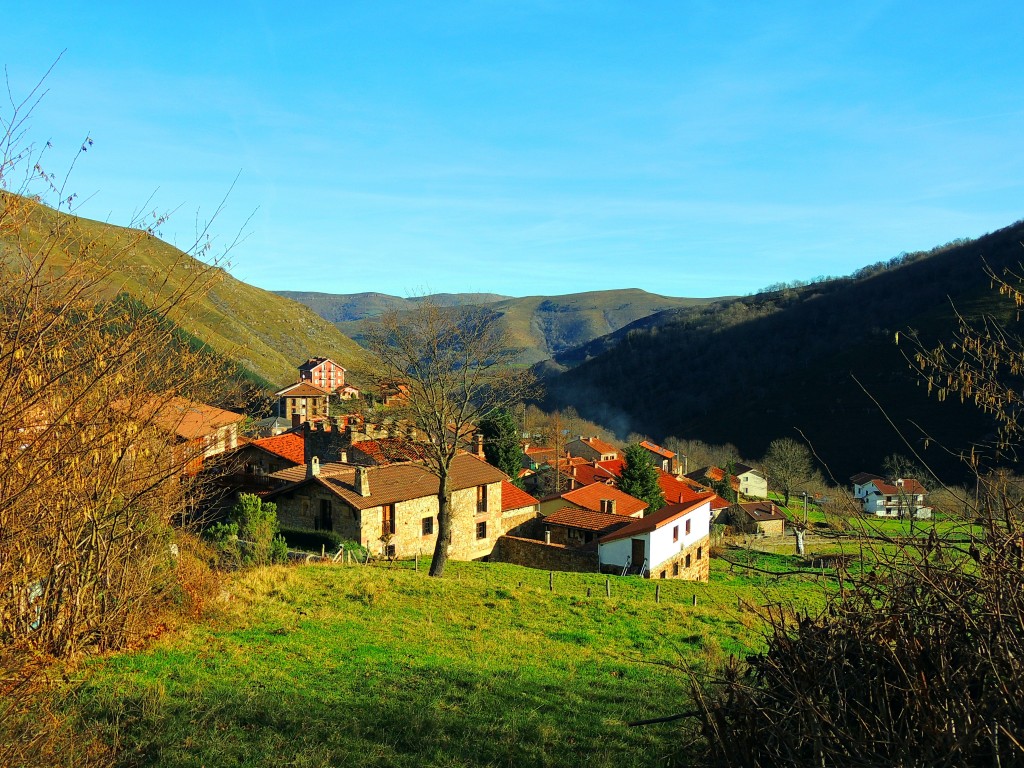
(63, 560), (828, 767)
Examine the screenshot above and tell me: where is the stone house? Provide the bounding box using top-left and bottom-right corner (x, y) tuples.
(274, 382), (331, 424)
(565, 436), (620, 463)
(541, 506), (631, 547)
(729, 501), (788, 536)
(598, 495), (714, 581)
(265, 453), (538, 560)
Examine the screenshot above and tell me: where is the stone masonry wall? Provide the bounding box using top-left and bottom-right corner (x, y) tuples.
(650, 535), (710, 581)
(492, 536), (600, 573)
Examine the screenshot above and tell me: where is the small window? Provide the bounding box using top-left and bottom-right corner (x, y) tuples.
(672, 562), (679, 576)
(697, 546), (703, 560)
(685, 554), (692, 568)
(476, 521), (487, 539)
(685, 518), (692, 535)
(672, 525), (679, 542)
(422, 516), (434, 536)
(476, 485), (488, 514)
(659, 570), (667, 579)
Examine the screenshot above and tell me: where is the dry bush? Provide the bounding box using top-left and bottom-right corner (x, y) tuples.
(0, 71), (235, 765)
(692, 514), (1024, 767)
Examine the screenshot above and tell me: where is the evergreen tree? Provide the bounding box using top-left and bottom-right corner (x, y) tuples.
(619, 444), (666, 514)
(479, 408), (524, 487)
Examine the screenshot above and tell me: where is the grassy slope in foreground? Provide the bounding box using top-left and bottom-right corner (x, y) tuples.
(1, 193), (367, 388)
(68, 561), (826, 768)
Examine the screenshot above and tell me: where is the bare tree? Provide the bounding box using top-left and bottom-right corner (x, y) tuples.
(761, 437), (814, 508)
(363, 301), (532, 577)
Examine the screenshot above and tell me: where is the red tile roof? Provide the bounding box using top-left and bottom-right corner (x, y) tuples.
(268, 453), (505, 510)
(873, 479), (927, 495)
(350, 438), (426, 464)
(559, 484), (647, 517)
(599, 496), (714, 544)
(145, 396), (244, 441)
(578, 436), (619, 456)
(543, 506), (631, 534)
(735, 501), (789, 522)
(275, 381), (332, 398)
(639, 440), (675, 459)
(501, 481), (539, 512)
(252, 432), (305, 464)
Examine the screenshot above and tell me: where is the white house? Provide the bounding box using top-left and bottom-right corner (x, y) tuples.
(850, 473), (931, 519)
(597, 495), (713, 580)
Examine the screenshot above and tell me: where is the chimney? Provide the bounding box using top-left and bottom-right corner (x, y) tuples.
(307, 456), (320, 478)
(339, 450), (348, 464)
(475, 433), (485, 458)
(355, 466), (370, 497)
(544, 529), (551, 544)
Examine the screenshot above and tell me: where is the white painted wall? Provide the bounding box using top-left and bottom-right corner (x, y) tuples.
(599, 500), (711, 571)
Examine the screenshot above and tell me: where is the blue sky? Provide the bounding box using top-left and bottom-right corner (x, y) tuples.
(5, 2), (1024, 298)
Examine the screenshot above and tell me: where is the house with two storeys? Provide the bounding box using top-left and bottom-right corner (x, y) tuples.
(850, 473), (931, 518)
(597, 495), (714, 580)
(265, 453), (538, 559)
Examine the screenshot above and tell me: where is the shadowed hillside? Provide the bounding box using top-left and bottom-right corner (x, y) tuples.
(287, 288), (718, 365)
(544, 221), (1024, 481)
(0, 193), (368, 388)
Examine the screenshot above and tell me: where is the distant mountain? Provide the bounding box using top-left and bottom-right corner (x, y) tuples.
(275, 291), (512, 323)
(543, 222), (1024, 482)
(1, 193), (367, 389)
(285, 288), (719, 365)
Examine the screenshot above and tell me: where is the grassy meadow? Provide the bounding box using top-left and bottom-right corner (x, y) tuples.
(63, 559), (828, 768)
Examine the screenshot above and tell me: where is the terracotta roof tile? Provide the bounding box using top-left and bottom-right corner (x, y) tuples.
(579, 436), (619, 455)
(145, 396), (244, 441)
(543, 506), (631, 534)
(735, 501), (789, 522)
(501, 481), (539, 512)
(275, 381), (332, 398)
(639, 440), (675, 459)
(560, 484), (647, 517)
(599, 496), (714, 544)
(252, 432), (305, 464)
(267, 453), (505, 510)
(350, 438), (426, 464)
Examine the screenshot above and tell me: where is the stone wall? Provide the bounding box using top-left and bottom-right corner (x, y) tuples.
(650, 535), (710, 581)
(492, 535), (600, 573)
(274, 486), (361, 542)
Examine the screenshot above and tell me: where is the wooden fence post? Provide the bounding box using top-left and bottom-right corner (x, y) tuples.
(655, 584), (661, 603)
(587, 587), (592, 597)
(549, 571), (553, 592)
(606, 578), (611, 597)
(692, 594), (698, 607)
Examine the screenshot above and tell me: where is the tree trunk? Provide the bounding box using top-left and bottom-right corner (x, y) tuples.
(429, 469), (452, 577)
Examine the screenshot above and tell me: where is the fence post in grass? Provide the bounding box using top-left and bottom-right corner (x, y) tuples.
(549, 571), (553, 591)
(587, 587), (592, 597)
(692, 594), (697, 607)
(606, 577), (611, 597)
(655, 583), (660, 603)
(415, 552), (419, 572)
(321, 544), (325, 559)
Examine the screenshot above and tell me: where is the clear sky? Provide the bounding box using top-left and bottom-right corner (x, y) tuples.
(5, 2), (1024, 298)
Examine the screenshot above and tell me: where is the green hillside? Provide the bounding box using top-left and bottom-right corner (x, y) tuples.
(545, 221), (1024, 481)
(65, 559), (825, 767)
(275, 291), (511, 322)
(1, 194), (367, 388)
(287, 288), (719, 365)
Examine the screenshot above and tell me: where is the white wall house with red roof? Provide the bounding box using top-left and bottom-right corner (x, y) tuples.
(598, 496), (713, 580)
(852, 475), (931, 518)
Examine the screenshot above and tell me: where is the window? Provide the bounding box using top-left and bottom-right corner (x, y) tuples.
(659, 570), (667, 579)
(476, 521), (487, 539)
(685, 554), (692, 568)
(476, 485), (488, 514)
(316, 499), (333, 531)
(672, 562), (679, 576)
(685, 517), (692, 535)
(600, 499), (616, 514)
(421, 516), (434, 536)
(697, 546), (703, 560)
(382, 504), (395, 536)
(673, 525), (679, 542)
